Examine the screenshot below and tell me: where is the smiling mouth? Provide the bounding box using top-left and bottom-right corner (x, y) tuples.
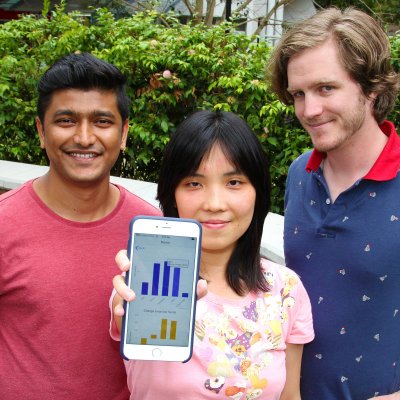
(306, 119), (332, 128)
(202, 221), (229, 229)
(69, 152), (98, 159)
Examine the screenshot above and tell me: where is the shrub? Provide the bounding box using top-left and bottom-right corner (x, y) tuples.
(0, 6), (399, 213)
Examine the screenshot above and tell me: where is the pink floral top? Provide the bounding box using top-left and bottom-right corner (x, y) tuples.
(110, 258), (314, 399)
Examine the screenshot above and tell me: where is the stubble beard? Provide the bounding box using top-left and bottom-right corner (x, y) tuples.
(312, 94), (367, 153)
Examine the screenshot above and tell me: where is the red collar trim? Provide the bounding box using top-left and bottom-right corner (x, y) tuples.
(305, 120), (400, 181)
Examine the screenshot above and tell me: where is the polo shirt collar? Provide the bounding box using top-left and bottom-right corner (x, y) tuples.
(305, 120), (400, 181)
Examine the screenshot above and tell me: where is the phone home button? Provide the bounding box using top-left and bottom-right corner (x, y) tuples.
(152, 348), (162, 359)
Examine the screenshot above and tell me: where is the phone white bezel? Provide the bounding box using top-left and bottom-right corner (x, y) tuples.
(121, 216), (201, 362)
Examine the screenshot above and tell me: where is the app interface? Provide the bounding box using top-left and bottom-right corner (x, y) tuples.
(126, 233), (198, 347)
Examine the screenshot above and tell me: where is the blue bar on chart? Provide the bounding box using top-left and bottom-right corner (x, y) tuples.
(172, 268), (180, 297)
(162, 261), (171, 296)
(140, 260), (189, 298)
(141, 282), (149, 295)
(152, 263), (160, 295)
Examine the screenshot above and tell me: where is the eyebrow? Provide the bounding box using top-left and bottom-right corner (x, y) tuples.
(287, 79), (337, 92)
(190, 168), (244, 178)
(53, 109), (116, 118)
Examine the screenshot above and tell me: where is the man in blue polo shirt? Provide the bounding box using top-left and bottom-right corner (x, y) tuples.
(268, 7), (400, 400)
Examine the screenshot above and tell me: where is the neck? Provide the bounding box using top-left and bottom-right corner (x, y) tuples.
(200, 249), (245, 299)
(33, 172), (120, 222)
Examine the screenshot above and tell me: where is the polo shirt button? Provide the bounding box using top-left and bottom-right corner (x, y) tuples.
(326, 198), (331, 204)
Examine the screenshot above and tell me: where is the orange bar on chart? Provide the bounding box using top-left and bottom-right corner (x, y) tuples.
(160, 319), (167, 339)
(170, 320), (177, 340)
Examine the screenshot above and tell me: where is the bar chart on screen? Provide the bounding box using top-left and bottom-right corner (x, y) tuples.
(140, 318), (178, 345)
(126, 233), (197, 346)
(140, 259), (190, 298)
(136, 258), (192, 345)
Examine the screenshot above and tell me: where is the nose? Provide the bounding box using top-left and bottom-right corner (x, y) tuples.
(73, 121), (96, 147)
(203, 185), (226, 212)
(302, 94), (323, 120)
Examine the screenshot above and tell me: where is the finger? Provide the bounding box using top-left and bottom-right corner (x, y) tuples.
(113, 274), (135, 302)
(112, 290), (125, 316)
(114, 302), (125, 317)
(115, 249), (131, 272)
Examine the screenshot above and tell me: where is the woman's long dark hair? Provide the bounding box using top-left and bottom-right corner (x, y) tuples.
(157, 110), (271, 295)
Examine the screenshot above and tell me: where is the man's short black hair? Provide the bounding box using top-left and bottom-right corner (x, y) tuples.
(37, 52), (130, 122)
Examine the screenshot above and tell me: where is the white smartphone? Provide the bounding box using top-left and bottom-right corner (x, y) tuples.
(120, 216), (202, 362)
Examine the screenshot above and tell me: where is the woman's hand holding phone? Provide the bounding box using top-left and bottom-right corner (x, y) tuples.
(112, 249), (208, 333)
(112, 250), (133, 333)
(115, 217), (204, 362)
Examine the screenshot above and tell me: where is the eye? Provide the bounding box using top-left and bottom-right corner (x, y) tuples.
(179, 179), (202, 189)
(95, 118), (113, 126)
(290, 90), (304, 100)
(320, 85), (334, 93)
(55, 118), (75, 126)
(178, 175), (203, 190)
(228, 179), (242, 187)
(186, 181), (202, 188)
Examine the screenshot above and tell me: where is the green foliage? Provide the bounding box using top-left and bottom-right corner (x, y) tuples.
(314, 0), (400, 26)
(0, 7), (399, 214)
(389, 33), (400, 128)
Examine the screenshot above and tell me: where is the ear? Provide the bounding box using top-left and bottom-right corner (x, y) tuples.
(36, 117), (46, 149)
(368, 91), (378, 102)
(120, 119), (129, 151)
(367, 92), (378, 114)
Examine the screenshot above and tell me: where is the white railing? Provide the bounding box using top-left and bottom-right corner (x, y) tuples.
(0, 159), (284, 264)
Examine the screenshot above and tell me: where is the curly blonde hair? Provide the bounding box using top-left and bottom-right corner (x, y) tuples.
(267, 7), (399, 123)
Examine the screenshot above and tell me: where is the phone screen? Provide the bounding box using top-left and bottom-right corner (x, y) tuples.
(126, 232), (198, 347)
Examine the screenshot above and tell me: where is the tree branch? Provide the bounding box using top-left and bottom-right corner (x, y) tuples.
(233, 0), (253, 15)
(205, 0), (216, 26)
(182, 0), (195, 16)
(252, 0), (293, 38)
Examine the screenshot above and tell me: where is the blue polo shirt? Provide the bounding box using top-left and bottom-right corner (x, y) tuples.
(284, 121), (400, 399)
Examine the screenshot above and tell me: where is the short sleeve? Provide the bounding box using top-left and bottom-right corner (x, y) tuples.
(261, 258), (314, 345)
(285, 274), (314, 344)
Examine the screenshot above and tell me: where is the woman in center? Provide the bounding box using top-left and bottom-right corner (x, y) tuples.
(111, 110), (314, 399)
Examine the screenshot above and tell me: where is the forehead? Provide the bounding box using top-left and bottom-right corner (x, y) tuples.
(198, 143), (236, 171)
(45, 88), (120, 116)
(287, 39), (350, 87)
